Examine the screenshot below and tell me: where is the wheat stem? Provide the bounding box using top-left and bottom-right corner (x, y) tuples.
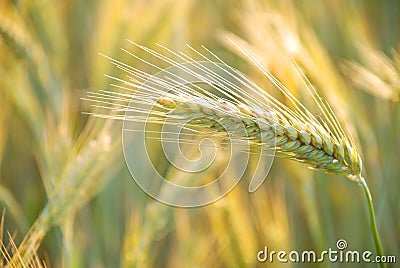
(359, 176), (385, 268)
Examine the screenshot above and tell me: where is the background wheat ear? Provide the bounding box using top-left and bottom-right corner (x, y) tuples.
(343, 45), (400, 102)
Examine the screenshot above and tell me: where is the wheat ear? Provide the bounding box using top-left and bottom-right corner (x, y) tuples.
(85, 42), (363, 182)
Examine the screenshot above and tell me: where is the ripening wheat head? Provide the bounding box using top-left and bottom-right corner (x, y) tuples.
(84, 40), (363, 182)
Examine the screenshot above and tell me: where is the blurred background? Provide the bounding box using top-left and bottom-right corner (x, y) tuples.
(0, 0), (399, 267)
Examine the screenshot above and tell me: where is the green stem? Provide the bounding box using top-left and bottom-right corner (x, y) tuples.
(359, 176), (385, 268)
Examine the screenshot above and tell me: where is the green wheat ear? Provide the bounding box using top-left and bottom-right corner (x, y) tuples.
(84, 41), (385, 267)
(87, 42), (363, 181)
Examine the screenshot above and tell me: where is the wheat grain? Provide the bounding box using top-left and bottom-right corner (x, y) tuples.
(156, 96), (362, 180)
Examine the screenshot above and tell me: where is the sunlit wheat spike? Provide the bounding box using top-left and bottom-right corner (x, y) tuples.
(343, 45), (400, 102)
(84, 40), (363, 182)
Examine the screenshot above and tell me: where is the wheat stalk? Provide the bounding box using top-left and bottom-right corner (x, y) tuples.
(84, 41), (384, 265)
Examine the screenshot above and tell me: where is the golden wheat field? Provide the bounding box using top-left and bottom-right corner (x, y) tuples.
(0, 0), (399, 267)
